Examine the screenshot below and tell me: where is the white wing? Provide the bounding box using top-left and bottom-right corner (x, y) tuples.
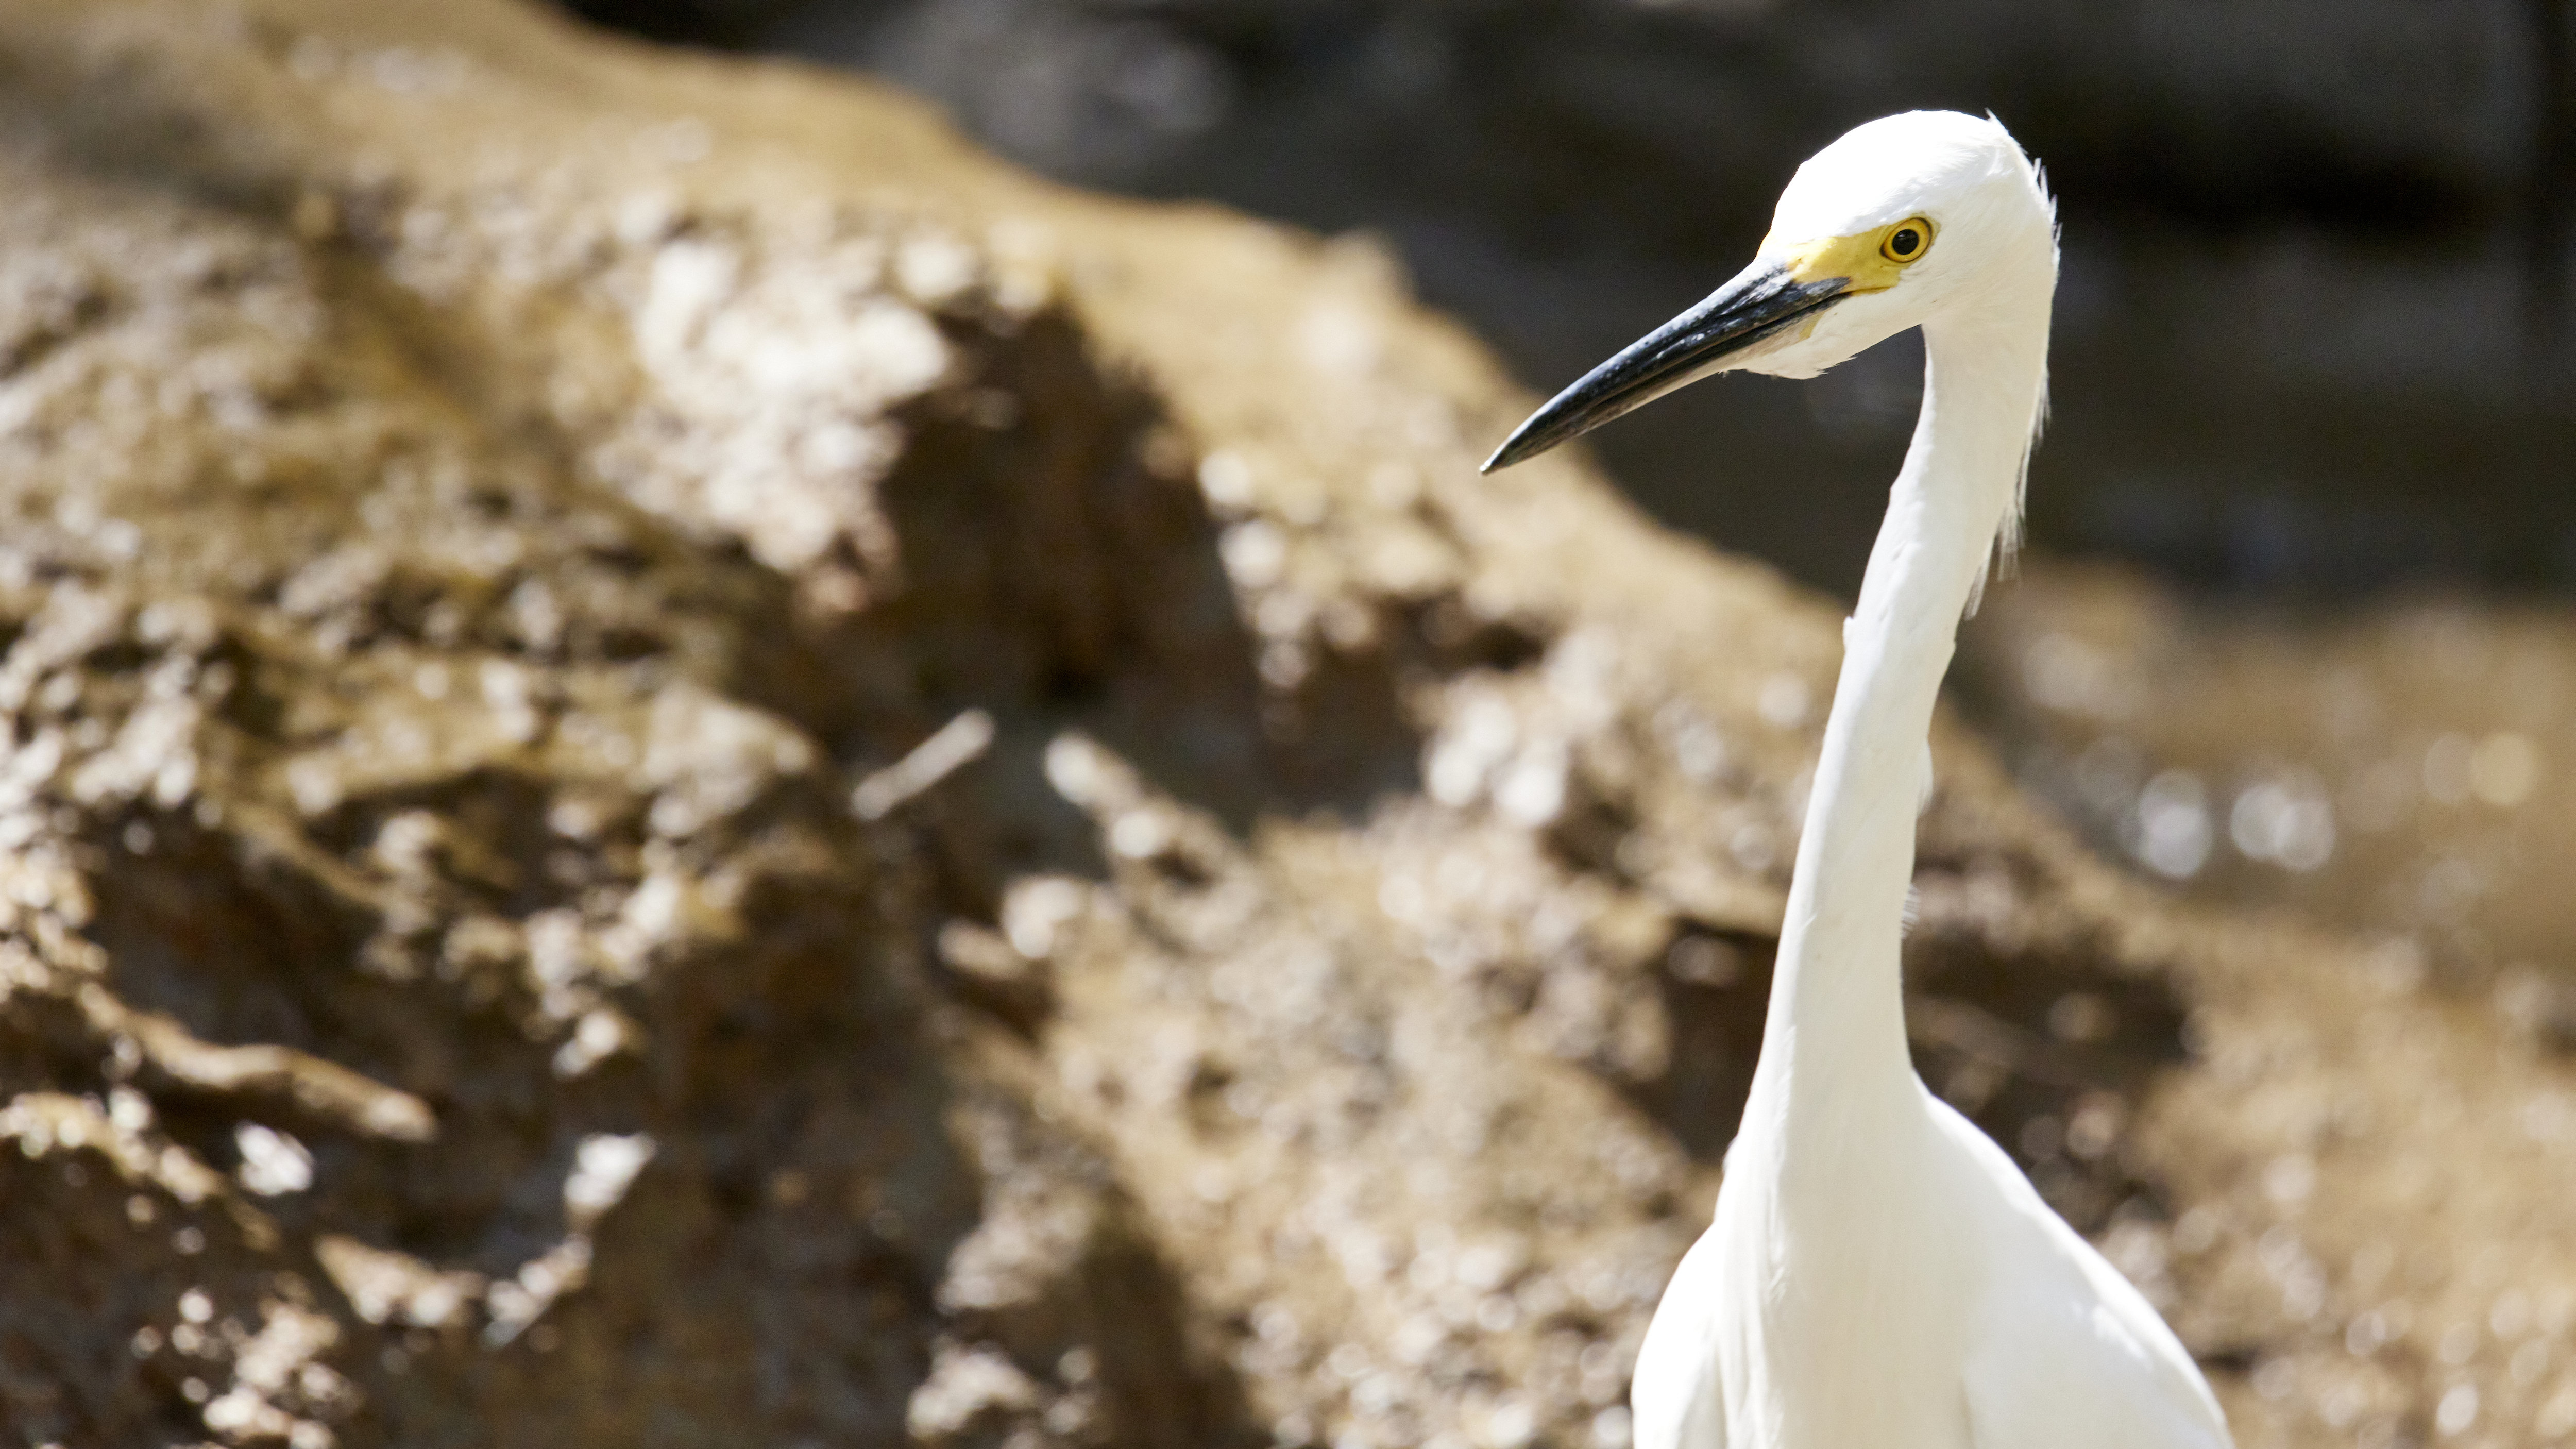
(1630, 1223), (1732, 1449)
(1937, 1103), (2231, 1449)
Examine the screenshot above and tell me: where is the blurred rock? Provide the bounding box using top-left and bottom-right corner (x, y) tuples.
(0, 3), (2572, 1447)
(1963, 557), (2576, 1007)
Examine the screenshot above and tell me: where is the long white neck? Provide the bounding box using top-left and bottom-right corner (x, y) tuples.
(1746, 298), (2050, 1135)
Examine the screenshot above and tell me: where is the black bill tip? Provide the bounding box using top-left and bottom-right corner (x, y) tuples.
(1480, 415), (1562, 474)
(1479, 378), (1608, 475)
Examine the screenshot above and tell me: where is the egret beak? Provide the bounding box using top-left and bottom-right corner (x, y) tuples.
(1481, 261), (1852, 473)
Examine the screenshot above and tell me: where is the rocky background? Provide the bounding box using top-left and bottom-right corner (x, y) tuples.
(0, 4), (2572, 1449)
(572, 0), (2576, 596)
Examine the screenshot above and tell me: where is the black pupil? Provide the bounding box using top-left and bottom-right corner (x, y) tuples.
(1892, 228), (1920, 256)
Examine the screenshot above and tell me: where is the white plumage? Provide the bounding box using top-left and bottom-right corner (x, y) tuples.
(1486, 111), (2231, 1449)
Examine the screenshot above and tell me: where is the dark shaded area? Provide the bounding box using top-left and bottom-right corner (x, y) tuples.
(2530, 0), (2576, 353)
(1639, 927), (1772, 1164)
(561, 0), (2576, 599)
(859, 310), (1423, 844)
(569, 0), (799, 45)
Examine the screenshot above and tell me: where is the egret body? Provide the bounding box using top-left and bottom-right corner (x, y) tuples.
(1485, 112), (2230, 1449)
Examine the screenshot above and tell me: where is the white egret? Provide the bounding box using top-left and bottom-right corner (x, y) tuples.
(1485, 112), (2230, 1449)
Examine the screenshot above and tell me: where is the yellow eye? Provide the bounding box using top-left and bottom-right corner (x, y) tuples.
(1880, 218), (1934, 264)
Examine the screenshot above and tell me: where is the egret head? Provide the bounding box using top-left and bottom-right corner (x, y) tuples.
(1484, 110), (2056, 472)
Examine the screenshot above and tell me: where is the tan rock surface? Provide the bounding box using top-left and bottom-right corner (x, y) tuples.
(0, 4), (2568, 1447)
(1964, 562), (2576, 998)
